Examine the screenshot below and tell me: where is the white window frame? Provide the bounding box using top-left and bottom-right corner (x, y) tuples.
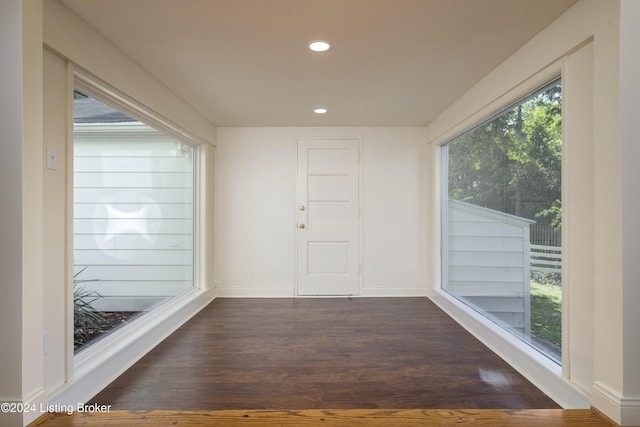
(428, 60), (577, 405)
(440, 76), (562, 359)
(68, 69), (208, 377)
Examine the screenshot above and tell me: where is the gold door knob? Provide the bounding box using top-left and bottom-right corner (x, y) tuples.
(299, 223), (306, 229)
(299, 205), (305, 211)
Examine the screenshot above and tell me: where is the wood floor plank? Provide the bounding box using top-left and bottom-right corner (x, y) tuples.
(90, 298), (559, 410)
(33, 409), (614, 427)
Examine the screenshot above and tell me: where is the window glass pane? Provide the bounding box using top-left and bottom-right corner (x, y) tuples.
(442, 80), (562, 363)
(73, 90), (194, 353)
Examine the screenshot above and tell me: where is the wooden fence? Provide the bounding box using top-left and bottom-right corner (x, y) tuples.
(530, 224), (561, 246)
(530, 244), (562, 273)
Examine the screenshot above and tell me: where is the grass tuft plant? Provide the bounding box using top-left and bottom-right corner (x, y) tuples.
(73, 267), (105, 348)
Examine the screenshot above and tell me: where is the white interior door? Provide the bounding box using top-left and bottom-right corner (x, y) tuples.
(297, 138), (359, 296)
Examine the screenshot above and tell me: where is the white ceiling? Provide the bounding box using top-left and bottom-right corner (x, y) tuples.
(60, 0), (576, 127)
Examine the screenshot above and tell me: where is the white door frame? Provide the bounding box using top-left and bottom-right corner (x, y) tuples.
(294, 136), (363, 296)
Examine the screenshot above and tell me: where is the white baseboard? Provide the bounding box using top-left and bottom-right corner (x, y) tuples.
(22, 388), (46, 426)
(593, 382), (623, 425)
(592, 381), (640, 426)
(214, 285), (427, 298)
(428, 289), (591, 410)
(214, 287), (294, 298)
(41, 288), (214, 414)
(359, 286), (427, 297)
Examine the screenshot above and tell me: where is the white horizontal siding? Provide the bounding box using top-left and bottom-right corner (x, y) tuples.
(449, 220), (527, 237)
(446, 200), (531, 338)
(447, 281), (527, 297)
(75, 156), (192, 172)
(448, 235), (524, 252)
(73, 127), (194, 311)
(463, 295), (526, 313)
(74, 234), (193, 250)
(449, 250), (525, 267)
(449, 266), (526, 282)
(74, 172), (193, 188)
(74, 188), (193, 203)
(74, 203), (193, 219)
(73, 218), (193, 234)
(74, 138), (184, 157)
(75, 265), (193, 282)
(81, 281), (193, 297)
(451, 295), (526, 333)
(74, 249), (192, 266)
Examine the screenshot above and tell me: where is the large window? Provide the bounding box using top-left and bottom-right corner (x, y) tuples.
(442, 79), (562, 362)
(73, 89), (195, 352)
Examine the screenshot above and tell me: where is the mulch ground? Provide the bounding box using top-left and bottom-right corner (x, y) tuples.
(75, 311), (142, 352)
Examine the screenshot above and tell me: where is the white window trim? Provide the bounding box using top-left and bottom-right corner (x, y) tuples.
(61, 68), (214, 405)
(440, 77), (561, 357)
(74, 71), (209, 147)
(429, 63), (563, 148)
(430, 60), (591, 409)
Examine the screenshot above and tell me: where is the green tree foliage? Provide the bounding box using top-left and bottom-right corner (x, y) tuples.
(447, 81), (562, 228)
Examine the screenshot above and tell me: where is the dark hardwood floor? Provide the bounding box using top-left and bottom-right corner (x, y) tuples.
(90, 297), (560, 410)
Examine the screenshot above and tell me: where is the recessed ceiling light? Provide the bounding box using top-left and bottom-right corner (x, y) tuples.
(314, 108), (328, 114)
(308, 40), (331, 52)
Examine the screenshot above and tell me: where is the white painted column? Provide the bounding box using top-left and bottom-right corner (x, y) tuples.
(591, 0), (624, 421)
(619, 0), (640, 423)
(21, 0), (45, 415)
(0, 1), (25, 425)
(0, 1), (45, 425)
(592, 0), (640, 425)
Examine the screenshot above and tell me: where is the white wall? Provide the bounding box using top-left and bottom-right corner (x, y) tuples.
(361, 127), (426, 296)
(591, 1), (623, 414)
(0, 0), (25, 416)
(214, 127), (426, 297)
(22, 0), (45, 409)
(619, 0), (640, 414)
(214, 128), (294, 296)
(43, 47), (69, 396)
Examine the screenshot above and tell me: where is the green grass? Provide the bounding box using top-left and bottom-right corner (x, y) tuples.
(530, 281), (562, 346)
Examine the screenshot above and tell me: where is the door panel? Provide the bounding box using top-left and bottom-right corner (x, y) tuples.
(297, 138), (359, 296)
(308, 242), (349, 274)
(308, 176), (350, 200)
(308, 201), (350, 226)
(308, 149), (350, 174)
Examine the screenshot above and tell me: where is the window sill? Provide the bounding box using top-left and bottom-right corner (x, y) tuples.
(56, 287), (214, 406)
(428, 288), (589, 409)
